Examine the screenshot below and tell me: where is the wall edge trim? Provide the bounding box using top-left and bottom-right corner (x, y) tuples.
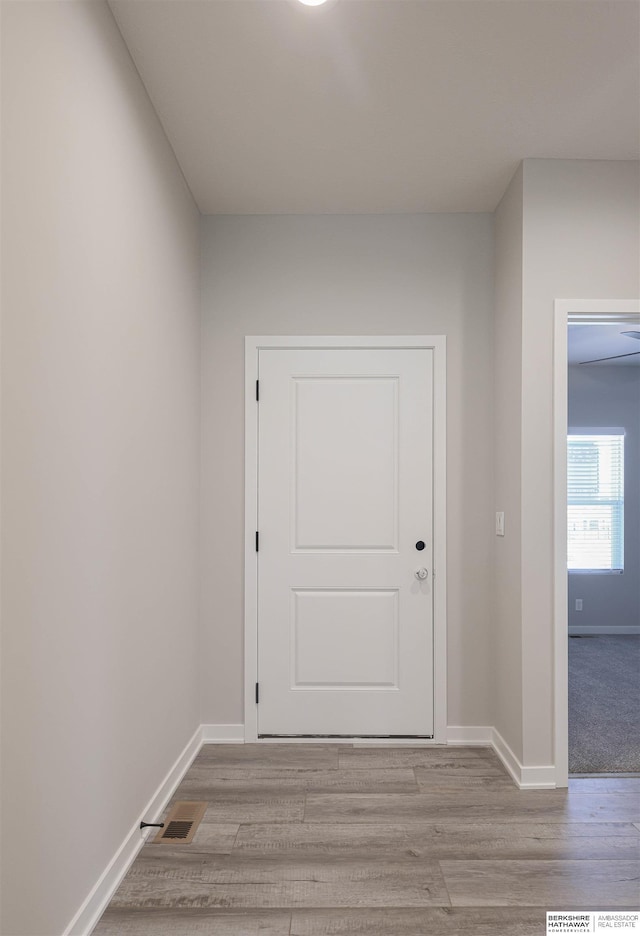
(64, 725), (203, 936)
(446, 725), (493, 745)
(491, 727), (557, 789)
(201, 724), (245, 743)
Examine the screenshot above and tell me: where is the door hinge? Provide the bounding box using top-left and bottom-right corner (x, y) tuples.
(256, 379), (259, 401)
(255, 682), (259, 704)
(255, 531), (259, 552)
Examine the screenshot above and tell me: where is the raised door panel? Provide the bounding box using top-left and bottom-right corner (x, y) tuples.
(291, 588), (399, 689)
(292, 377), (398, 552)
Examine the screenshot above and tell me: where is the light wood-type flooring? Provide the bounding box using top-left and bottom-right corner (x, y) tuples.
(94, 744), (640, 935)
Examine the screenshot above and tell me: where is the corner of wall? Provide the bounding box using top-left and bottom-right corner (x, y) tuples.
(492, 163), (525, 766)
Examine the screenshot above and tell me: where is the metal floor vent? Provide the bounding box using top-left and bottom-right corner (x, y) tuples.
(154, 801), (207, 845)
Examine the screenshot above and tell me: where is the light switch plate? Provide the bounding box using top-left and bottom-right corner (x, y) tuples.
(496, 511), (505, 536)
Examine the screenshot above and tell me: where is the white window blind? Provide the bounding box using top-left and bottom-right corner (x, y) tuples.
(567, 432), (624, 572)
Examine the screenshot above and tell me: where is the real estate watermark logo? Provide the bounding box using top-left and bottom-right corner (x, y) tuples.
(547, 912), (640, 934)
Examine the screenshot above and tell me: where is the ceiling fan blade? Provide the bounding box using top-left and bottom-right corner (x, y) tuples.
(620, 331), (640, 339)
(579, 350), (640, 364)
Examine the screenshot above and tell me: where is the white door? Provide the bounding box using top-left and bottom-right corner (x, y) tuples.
(257, 348), (433, 737)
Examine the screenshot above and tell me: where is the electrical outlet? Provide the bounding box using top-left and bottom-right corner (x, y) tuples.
(575, 599), (583, 611)
(495, 512), (505, 536)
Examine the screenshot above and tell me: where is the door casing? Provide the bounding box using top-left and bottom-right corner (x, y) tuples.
(244, 335), (447, 743)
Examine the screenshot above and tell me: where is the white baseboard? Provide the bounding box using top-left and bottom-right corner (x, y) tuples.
(491, 727), (523, 786)
(201, 723), (245, 743)
(491, 727), (557, 789)
(65, 725), (202, 936)
(447, 725), (556, 787)
(446, 725), (492, 745)
(569, 626), (640, 635)
(518, 763), (558, 788)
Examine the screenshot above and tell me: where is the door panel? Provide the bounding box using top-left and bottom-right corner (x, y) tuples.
(291, 588), (399, 689)
(292, 377), (398, 551)
(257, 348), (433, 736)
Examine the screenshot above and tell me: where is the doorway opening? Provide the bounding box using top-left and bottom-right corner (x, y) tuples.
(554, 302), (640, 783)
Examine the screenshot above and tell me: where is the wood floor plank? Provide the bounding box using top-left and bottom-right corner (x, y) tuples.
(93, 908), (292, 935)
(304, 791), (640, 824)
(414, 760), (511, 780)
(289, 907), (546, 935)
(414, 773), (516, 792)
(439, 859), (640, 907)
(110, 854), (451, 909)
(168, 793), (305, 824)
(569, 777), (640, 793)
(93, 744), (640, 933)
(195, 744), (339, 769)
(338, 747), (497, 769)
(144, 822), (239, 854)
(233, 821), (640, 860)
(179, 766), (418, 794)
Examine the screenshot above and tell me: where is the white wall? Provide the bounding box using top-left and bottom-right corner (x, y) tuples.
(200, 213), (495, 730)
(520, 159), (639, 766)
(1, 3), (200, 934)
(492, 165), (524, 762)
(567, 364), (640, 633)
(490, 159), (639, 771)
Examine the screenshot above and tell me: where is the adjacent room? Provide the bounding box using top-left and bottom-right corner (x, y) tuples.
(567, 324), (640, 776)
(1, 1), (639, 934)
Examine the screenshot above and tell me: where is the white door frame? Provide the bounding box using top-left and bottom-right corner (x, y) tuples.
(244, 335), (447, 744)
(553, 300), (640, 786)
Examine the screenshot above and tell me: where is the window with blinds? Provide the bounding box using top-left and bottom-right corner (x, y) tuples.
(567, 431), (624, 572)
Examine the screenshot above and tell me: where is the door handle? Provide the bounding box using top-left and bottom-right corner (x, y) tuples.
(415, 568), (429, 580)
